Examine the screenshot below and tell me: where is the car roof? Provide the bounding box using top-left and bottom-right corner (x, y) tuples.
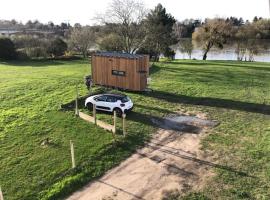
(98, 93), (127, 98)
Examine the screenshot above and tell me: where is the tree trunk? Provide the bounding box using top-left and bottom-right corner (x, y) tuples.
(202, 42), (212, 60)
(154, 55), (160, 62)
(203, 51), (208, 60)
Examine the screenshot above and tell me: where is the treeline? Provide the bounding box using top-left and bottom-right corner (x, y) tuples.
(0, 19), (71, 35)
(192, 17), (270, 61)
(0, 0), (269, 61)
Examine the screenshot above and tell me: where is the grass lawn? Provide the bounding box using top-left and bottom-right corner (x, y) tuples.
(0, 59), (270, 200)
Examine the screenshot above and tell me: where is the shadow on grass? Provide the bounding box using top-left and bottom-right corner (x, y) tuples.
(150, 64), (162, 75)
(141, 90), (270, 115)
(135, 104), (176, 114)
(0, 60), (64, 67)
(162, 60), (270, 72)
(97, 180), (146, 200)
(0, 57), (85, 67)
(139, 145), (255, 178)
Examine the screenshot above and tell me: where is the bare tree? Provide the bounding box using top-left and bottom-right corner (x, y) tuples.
(179, 38), (193, 59)
(97, 0), (147, 53)
(192, 18), (233, 60)
(233, 20), (270, 62)
(69, 27), (96, 58)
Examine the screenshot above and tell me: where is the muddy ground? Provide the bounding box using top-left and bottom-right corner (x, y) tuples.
(67, 113), (218, 200)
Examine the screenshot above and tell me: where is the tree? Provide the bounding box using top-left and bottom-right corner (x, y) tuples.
(99, 0), (147, 53)
(233, 20), (268, 61)
(174, 19), (201, 38)
(97, 33), (124, 51)
(253, 19), (270, 39)
(141, 4), (178, 61)
(12, 35), (49, 58)
(0, 38), (17, 60)
(179, 38), (193, 59)
(192, 18), (233, 60)
(74, 23), (82, 29)
(226, 17), (244, 26)
(47, 38), (67, 57)
(163, 47), (175, 60)
(69, 27), (96, 58)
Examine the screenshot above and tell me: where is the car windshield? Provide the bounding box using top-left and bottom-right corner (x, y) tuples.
(121, 96), (130, 103)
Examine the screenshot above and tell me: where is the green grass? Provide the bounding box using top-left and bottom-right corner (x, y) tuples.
(0, 59), (270, 199)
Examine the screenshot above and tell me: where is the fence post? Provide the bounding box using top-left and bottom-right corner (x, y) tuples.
(75, 85), (79, 116)
(93, 104), (97, 124)
(122, 113), (126, 136)
(113, 111), (117, 135)
(70, 140), (76, 169)
(0, 186), (4, 200)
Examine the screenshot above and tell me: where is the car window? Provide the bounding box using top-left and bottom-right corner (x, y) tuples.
(121, 96), (130, 103)
(106, 96), (117, 103)
(96, 95), (107, 102)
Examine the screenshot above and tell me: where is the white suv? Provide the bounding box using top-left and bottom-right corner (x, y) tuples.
(85, 94), (133, 116)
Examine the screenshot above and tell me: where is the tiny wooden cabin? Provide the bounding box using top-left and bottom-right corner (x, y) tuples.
(91, 52), (149, 91)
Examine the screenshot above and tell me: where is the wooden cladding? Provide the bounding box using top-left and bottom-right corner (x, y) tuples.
(91, 53), (149, 91)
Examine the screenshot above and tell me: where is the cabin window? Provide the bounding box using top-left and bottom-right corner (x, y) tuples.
(112, 70), (126, 76)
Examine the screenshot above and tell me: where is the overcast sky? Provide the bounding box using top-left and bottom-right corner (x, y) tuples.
(1, 0), (269, 25)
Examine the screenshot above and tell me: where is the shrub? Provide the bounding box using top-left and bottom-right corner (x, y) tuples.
(16, 49), (29, 60)
(0, 37), (17, 60)
(164, 47), (176, 60)
(12, 35), (49, 58)
(47, 38), (67, 57)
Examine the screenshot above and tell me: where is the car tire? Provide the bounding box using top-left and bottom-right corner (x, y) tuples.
(86, 102), (93, 111)
(113, 108), (122, 117)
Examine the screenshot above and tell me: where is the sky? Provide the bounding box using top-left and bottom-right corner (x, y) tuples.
(1, 0), (269, 25)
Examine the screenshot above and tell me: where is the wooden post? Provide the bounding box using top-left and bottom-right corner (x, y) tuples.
(113, 111), (117, 135)
(70, 140), (76, 168)
(0, 186), (4, 200)
(75, 85), (79, 116)
(122, 113), (126, 136)
(93, 104), (97, 124)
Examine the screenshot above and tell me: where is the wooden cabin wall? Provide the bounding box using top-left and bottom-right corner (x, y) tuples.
(92, 55), (149, 91)
(144, 55), (150, 76)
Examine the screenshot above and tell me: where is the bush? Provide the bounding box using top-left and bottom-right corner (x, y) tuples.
(0, 37), (17, 60)
(26, 47), (48, 58)
(16, 49), (29, 60)
(12, 35), (49, 58)
(47, 38), (67, 57)
(163, 47), (176, 60)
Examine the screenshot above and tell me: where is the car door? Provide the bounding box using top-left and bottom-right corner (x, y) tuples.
(95, 95), (109, 111)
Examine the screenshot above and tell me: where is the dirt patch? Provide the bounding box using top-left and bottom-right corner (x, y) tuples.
(67, 113), (218, 200)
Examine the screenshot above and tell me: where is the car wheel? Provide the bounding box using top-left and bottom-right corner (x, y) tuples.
(113, 108), (122, 117)
(86, 102), (93, 111)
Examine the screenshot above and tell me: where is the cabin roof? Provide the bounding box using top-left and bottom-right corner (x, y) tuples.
(94, 52), (144, 59)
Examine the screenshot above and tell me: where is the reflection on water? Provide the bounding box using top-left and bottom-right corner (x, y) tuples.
(175, 49), (270, 62)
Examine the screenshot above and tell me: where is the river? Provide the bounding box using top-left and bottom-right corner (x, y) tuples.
(175, 49), (270, 62)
